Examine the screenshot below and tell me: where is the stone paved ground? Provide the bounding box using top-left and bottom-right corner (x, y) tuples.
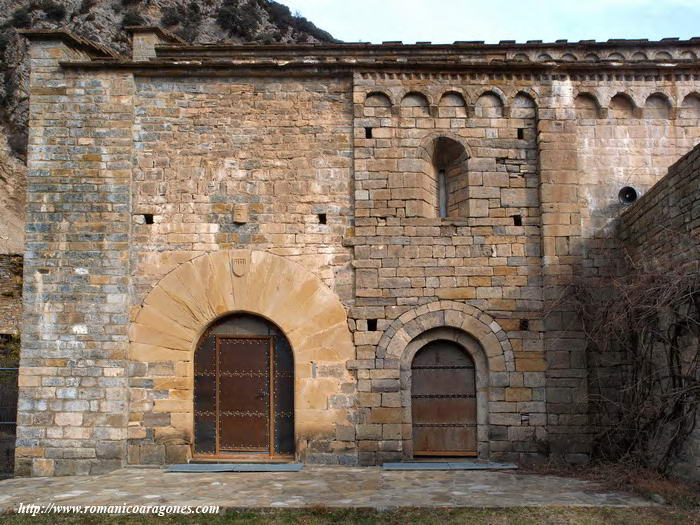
(0, 466), (650, 510)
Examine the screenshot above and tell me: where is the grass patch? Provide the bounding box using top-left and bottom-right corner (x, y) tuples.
(1, 507), (699, 525)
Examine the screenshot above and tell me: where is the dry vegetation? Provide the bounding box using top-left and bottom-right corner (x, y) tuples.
(565, 228), (700, 474)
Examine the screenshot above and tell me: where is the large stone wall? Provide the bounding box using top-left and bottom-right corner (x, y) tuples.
(129, 75), (354, 303)
(14, 30), (700, 475)
(15, 36), (133, 476)
(349, 74), (546, 464)
(617, 145), (700, 480)
(619, 145), (700, 265)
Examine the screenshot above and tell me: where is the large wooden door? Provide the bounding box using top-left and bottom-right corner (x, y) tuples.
(411, 340), (477, 456)
(218, 336), (271, 452)
(193, 316), (294, 458)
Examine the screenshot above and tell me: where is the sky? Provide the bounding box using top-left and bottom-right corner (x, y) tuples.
(280, 0), (700, 44)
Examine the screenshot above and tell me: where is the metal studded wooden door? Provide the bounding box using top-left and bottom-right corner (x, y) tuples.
(194, 317), (294, 458)
(218, 336), (271, 452)
(411, 340), (477, 456)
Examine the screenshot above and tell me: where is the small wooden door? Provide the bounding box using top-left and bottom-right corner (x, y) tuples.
(194, 323), (294, 457)
(411, 340), (477, 456)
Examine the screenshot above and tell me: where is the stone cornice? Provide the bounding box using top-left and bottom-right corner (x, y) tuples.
(124, 26), (187, 45)
(18, 29), (119, 58)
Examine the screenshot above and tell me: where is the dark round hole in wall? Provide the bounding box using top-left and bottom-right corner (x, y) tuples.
(618, 186), (638, 204)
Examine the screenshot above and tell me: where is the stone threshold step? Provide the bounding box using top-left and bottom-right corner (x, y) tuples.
(166, 463), (304, 473)
(382, 461), (517, 471)
(189, 457), (293, 464)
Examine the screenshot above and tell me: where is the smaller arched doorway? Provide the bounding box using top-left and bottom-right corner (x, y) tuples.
(193, 313), (294, 458)
(411, 340), (477, 457)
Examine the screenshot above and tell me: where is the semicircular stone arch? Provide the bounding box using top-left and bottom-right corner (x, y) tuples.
(127, 249), (356, 464)
(375, 301), (525, 460)
(377, 300), (515, 373)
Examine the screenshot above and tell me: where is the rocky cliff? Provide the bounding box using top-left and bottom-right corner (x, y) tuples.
(0, 0), (334, 255)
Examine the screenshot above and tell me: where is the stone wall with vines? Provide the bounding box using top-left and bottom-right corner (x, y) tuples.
(572, 146), (700, 479)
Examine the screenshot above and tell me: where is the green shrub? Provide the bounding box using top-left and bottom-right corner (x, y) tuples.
(79, 0), (98, 14)
(38, 0), (66, 21)
(164, 3), (202, 42)
(0, 32), (9, 56)
(160, 6), (179, 26)
(217, 0), (261, 40)
(291, 14), (333, 42)
(260, 0), (293, 26)
(9, 7), (32, 29)
(122, 9), (145, 26)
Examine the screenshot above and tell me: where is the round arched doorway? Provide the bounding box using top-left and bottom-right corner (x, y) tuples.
(411, 339), (477, 457)
(193, 313), (294, 459)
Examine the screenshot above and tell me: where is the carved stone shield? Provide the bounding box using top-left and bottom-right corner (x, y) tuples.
(231, 250), (251, 277)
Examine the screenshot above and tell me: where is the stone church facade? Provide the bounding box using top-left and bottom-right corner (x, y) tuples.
(13, 28), (700, 476)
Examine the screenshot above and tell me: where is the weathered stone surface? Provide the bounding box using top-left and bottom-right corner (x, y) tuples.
(15, 30), (700, 478)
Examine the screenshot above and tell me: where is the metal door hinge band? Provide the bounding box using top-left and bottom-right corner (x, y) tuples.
(219, 410), (267, 417)
(219, 371), (268, 378)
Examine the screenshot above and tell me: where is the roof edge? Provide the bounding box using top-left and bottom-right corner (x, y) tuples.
(17, 29), (119, 59)
(124, 26), (187, 45)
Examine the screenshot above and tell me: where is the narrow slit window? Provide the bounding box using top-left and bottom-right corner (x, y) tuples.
(512, 214), (523, 226)
(365, 127), (373, 139)
(517, 128), (525, 139)
(143, 214), (154, 225)
(438, 169), (448, 219)
(367, 319), (378, 331)
(318, 213), (327, 225)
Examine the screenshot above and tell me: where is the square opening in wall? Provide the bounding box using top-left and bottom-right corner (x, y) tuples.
(318, 213), (327, 224)
(517, 128), (525, 139)
(143, 214), (154, 225)
(367, 319), (378, 331)
(520, 319), (529, 331)
(365, 127), (373, 139)
(511, 214), (523, 226)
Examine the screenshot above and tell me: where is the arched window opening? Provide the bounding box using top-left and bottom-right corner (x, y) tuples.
(429, 137), (469, 219)
(193, 313), (294, 458)
(438, 169), (448, 218)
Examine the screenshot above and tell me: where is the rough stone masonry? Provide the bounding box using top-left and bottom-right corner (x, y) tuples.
(12, 27), (700, 476)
